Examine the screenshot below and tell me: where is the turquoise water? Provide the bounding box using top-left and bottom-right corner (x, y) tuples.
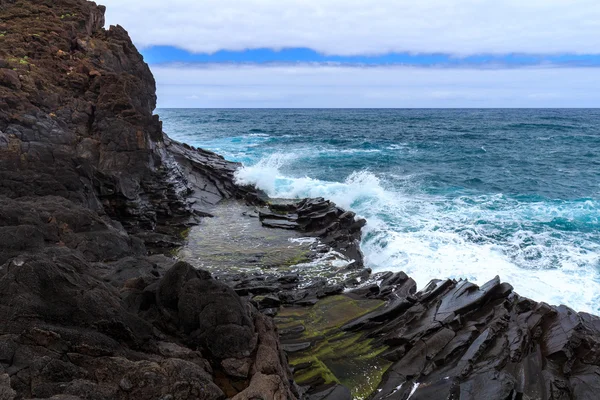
(159, 109), (600, 313)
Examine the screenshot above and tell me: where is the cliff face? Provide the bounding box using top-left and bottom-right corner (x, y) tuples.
(0, 1), (297, 399)
(1, 0), (158, 222)
(0, 0), (252, 232)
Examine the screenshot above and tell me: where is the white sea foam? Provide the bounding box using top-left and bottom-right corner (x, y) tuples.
(387, 143), (409, 150)
(336, 148), (382, 154)
(235, 153), (600, 313)
(234, 152), (297, 194)
(247, 133), (270, 137)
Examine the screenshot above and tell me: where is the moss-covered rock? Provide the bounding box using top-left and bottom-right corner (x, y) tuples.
(276, 295), (391, 399)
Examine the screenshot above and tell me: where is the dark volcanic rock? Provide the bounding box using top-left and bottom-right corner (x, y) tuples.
(307, 384), (352, 400)
(156, 262), (258, 359)
(260, 197), (366, 265)
(0, 250), (228, 399)
(0, 0), (258, 241)
(0, 1), (297, 399)
(165, 137), (267, 216)
(345, 276), (600, 400)
(274, 272), (600, 398)
(0, 195), (144, 265)
(0, 0), (165, 227)
(0, 249), (297, 399)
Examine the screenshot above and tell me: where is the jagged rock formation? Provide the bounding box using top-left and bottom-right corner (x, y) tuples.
(275, 271), (600, 399)
(1, 0), (166, 228)
(259, 198), (366, 265)
(357, 274), (600, 400)
(0, 0), (257, 236)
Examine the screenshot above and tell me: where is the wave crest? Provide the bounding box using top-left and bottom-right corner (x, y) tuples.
(235, 154), (600, 313)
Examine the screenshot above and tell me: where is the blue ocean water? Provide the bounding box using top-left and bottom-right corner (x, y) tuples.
(158, 109), (600, 313)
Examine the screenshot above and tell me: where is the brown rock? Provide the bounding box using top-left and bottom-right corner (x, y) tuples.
(222, 358), (252, 379)
(231, 373), (292, 400)
(0, 69), (20, 90)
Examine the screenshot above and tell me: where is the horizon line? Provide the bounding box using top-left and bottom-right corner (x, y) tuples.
(156, 107), (600, 110)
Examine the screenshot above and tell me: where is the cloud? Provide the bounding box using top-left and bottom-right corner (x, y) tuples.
(99, 0), (600, 56)
(150, 64), (600, 108)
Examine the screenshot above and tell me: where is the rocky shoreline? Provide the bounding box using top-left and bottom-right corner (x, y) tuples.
(1, 1), (600, 399)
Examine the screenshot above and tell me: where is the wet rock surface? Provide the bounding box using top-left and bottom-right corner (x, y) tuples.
(275, 295), (390, 400)
(259, 198), (366, 266)
(277, 273), (600, 399)
(177, 200), (370, 311)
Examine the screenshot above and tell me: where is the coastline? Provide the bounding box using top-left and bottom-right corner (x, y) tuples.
(160, 107), (600, 316)
(1, 1), (600, 399)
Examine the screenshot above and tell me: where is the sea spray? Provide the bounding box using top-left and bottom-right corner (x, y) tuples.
(161, 108), (600, 313)
(234, 155), (600, 312)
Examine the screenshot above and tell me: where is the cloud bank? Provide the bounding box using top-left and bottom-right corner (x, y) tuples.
(98, 1), (600, 107)
(100, 0), (600, 56)
(151, 65), (600, 108)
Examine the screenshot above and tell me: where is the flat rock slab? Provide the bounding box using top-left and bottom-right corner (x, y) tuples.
(178, 201), (313, 271)
(261, 218), (300, 229)
(178, 201), (358, 288)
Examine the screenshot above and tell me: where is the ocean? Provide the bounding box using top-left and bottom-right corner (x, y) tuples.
(158, 108), (600, 313)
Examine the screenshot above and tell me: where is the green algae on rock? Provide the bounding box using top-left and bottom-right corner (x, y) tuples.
(276, 295), (391, 399)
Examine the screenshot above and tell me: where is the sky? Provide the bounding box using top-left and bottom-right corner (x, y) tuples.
(100, 0), (600, 108)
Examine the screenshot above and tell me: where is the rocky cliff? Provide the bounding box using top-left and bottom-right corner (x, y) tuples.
(0, 1), (297, 399)
(2, 1), (600, 400)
